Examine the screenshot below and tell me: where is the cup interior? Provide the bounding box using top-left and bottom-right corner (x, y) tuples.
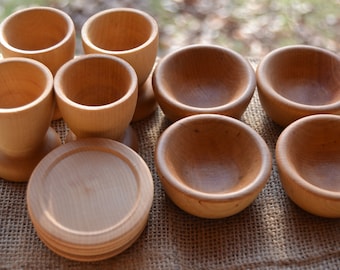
(56, 56), (135, 106)
(160, 116), (266, 194)
(1, 8), (71, 51)
(84, 10), (154, 51)
(262, 47), (340, 106)
(282, 116), (340, 192)
(0, 60), (50, 108)
(157, 46), (253, 108)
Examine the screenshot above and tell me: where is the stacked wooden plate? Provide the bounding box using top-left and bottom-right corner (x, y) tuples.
(27, 138), (154, 261)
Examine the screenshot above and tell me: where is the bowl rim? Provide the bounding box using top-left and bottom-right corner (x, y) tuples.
(81, 7), (159, 55)
(256, 45), (340, 112)
(276, 114), (340, 198)
(54, 54), (138, 110)
(0, 6), (75, 54)
(153, 44), (256, 113)
(155, 114), (272, 201)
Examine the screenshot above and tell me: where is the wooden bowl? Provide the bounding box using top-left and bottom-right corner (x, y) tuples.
(276, 114), (340, 218)
(152, 45), (256, 122)
(54, 54), (138, 142)
(155, 114), (272, 218)
(27, 138), (154, 261)
(257, 45), (340, 127)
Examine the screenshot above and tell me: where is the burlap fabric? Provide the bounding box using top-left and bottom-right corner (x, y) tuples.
(1, 58), (339, 269)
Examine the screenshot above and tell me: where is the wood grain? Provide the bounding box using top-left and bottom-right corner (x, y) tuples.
(155, 114), (272, 218)
(276, 114), (340, 218)
(0, 58), (60, 181)
(54, 54), (138, 141)
(81, 8), (159, 87)
(256, 45), (340, 127)
(0, 6), (76, 120)
(27, 138), (154, 261)
(152, 44), (256, 122)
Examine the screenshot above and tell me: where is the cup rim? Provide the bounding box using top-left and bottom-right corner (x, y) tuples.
(54, 54), (138, 110)
(81, 7), (159, 55)
(0, 57), (53, 113)
(0, 6), (75, 54)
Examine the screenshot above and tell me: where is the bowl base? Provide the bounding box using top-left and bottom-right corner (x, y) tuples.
(65, 125), (139, 152)
(0, 127), (62, 182)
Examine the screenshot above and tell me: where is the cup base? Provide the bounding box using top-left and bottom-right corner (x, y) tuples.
(65, 125), (139, 152)
(0, 127), (62, 182)
(132, 71), (158, 122)
(52, 104), (63, 120)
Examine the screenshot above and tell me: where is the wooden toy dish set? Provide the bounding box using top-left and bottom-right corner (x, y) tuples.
(0, 6), (157, 261)
(0, 5), (340, 263)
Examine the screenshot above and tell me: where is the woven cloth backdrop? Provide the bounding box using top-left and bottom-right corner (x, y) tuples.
(0, 58), (339, 270)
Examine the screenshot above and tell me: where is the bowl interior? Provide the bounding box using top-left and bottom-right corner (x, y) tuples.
(159, 116), (266, 194)
(262, 47), (340, 106)
(157, 47), (252, 108)
(2, 9), (70, 50)
(85, 10), (154, 51)
(57, 56), (134, 106)
(282, 116), (340, 192)
(0, 60), (49, 108)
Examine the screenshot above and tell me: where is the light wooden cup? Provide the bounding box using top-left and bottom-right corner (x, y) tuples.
(155, 114), (272, 218)
(81, 8), (159, 121)
(54, 54), (138, 147)
(0, 58), (61, 181)
(0, 6), (76, 120)
(256, 45), (340, 127)
(152, 44), (256, 122)
(276, 114), (340, 218)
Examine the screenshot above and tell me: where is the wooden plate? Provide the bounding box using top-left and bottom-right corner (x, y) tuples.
(27, 138), (154, 261)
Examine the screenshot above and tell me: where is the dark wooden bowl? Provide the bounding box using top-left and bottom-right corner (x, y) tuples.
(155, 114), (272, 218)
(276, 114), (340, 218)
(153, 45), (256, 122)
(257, 45), (340, 127)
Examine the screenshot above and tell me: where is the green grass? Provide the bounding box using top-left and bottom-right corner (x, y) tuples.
(0, 0), (51, 19)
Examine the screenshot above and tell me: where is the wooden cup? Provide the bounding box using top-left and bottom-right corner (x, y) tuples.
(0, 6), (76, 119)
(54, 54), (138, 146)
(0, 58), (61, 181)
(81, 8), (159, 121)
